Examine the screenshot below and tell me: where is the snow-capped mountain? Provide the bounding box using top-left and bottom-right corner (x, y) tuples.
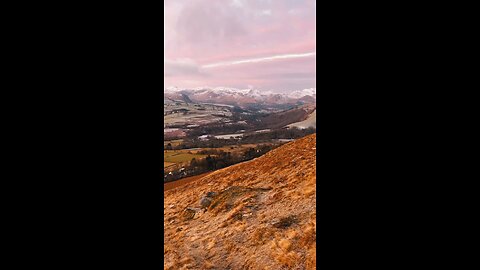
(164, 87), (316, 107)
(288, 88), (316, 99)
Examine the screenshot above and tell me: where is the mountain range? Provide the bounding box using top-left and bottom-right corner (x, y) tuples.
(164, 87), (316, 107)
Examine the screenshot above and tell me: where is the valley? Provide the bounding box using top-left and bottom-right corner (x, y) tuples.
(163, 89), (316, 183)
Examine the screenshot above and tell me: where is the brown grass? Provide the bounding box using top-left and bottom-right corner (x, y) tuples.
(164, 172), (211, 191)
(164, 134), (316, 269)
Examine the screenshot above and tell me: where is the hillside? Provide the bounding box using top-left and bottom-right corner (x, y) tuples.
(164, 134), (316, 270)
(255, 104), (316, 130)
(288, 109), (317, 129)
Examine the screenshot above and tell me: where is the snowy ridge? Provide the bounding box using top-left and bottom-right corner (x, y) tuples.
(164, 87), (315, 105)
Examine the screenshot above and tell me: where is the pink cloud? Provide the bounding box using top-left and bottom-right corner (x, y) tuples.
(164, 0), (316, 92)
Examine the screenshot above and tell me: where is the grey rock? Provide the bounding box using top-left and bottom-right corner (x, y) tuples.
(200, 196), (212, 208)
(206, 191), (217, 198)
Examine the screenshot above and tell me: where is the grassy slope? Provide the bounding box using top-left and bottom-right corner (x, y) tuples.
(164, 134), (316, 270)
(164, 172), (212, 192)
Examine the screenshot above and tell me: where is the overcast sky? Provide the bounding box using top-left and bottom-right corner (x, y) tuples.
(164, 0), (316, 92)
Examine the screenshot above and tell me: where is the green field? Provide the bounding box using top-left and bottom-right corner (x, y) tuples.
(164, 139), (183, 147)
(164, 162), (176, 168)
(164, 151), (207, 163)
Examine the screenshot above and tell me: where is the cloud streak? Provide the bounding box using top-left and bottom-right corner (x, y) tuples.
(203, 52), (316, 69)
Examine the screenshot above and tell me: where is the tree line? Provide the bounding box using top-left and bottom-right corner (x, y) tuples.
(163, 144), (280, 183)
(166, 127), (316, 150)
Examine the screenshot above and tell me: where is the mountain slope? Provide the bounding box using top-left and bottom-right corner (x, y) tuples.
(164, 134), (316, 270)
(253, 104), (316, 130)
(288, 109), (317, 129)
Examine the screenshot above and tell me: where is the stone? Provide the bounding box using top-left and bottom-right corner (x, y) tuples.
(200, 196), (212, 208)
(206, 191), (217, 198)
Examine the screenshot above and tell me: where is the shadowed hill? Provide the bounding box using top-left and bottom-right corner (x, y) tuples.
(164, 134), (316, 270)
(254, 104), (315, 129)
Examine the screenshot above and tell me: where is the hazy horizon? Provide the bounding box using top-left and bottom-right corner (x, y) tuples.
(164, 0), (316, 92)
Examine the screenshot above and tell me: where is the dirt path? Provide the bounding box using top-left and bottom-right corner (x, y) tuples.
(164, 172), (211, 192)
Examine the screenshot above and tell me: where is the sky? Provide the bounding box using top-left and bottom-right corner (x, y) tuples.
(164, 0), (316, 92)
